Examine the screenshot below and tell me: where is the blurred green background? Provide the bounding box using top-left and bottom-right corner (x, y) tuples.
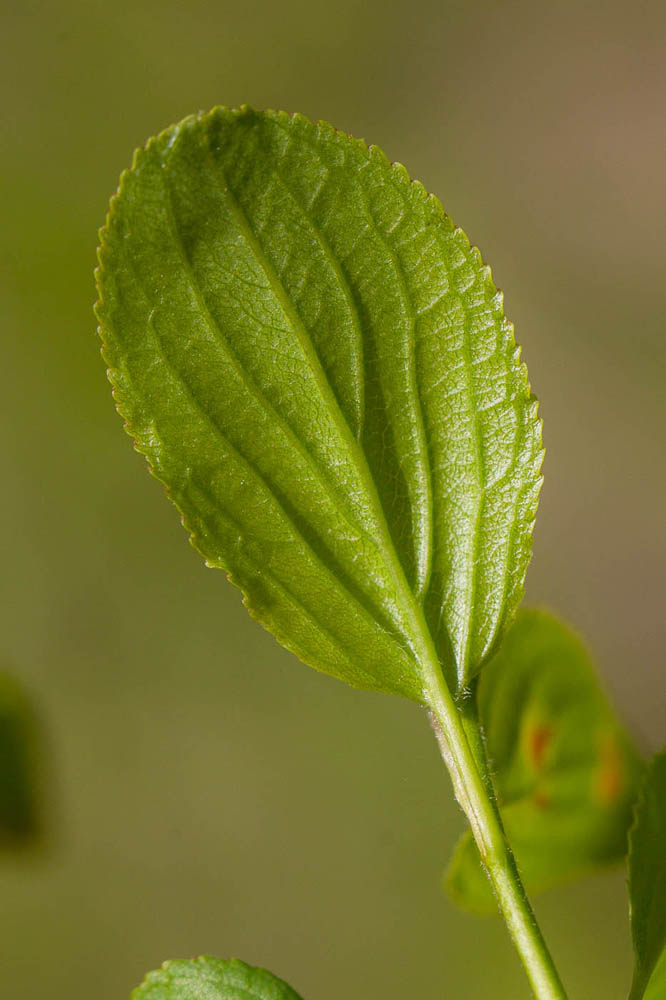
(2, 0), (664, 996)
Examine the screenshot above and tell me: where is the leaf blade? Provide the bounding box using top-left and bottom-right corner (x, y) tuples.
(446, 610), (641, 912)
(131, 957), (304, 1000)
(629, 751), (666, 1000)
(96, 107), (543, 699)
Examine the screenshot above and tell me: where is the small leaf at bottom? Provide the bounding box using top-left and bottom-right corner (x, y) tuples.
(131, 957), (304, 1000)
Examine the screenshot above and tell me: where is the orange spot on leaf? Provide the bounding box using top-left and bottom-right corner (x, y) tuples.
(596, 734), (623, 804)
(533, 790), (550, 810)
(527, 724), (552, 771)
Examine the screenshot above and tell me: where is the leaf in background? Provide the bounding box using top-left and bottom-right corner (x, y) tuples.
(643, 952), (666, 1000)
(131, 957), (304, 1000)
(96, 106), (542, 701)
(0, 672), (41, 845)
(446, 610), (641, 912)
(628, 751), (666, 1000)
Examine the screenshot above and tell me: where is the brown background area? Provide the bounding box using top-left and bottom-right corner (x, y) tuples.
(1, 0), (664, 997)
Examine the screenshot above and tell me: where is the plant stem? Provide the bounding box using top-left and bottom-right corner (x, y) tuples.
(424, 666), (568, 1000)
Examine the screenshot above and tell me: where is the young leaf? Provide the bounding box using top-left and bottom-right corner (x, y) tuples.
(131, 957), (304, 1000)
(628, 751), (666, 1000)
(0, 672), (41, 844)
(96, 107), (542, 701)
(446, 610), (641, 912)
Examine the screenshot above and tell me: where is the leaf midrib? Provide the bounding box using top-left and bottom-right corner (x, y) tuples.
(124, 216), (414, 671)
(267, 116), (436, 603)
(269, 114), (502, 679)
(158, 165), (376, 552)
(172, 138), (440, 670)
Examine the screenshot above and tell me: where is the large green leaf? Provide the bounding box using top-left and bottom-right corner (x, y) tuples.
(131, 957), (304, 1000)
(0, 672), (41, 844)
(628, 751), (666, 1000)
(446, 610), (641, 912)
(96, 107), (542, 700)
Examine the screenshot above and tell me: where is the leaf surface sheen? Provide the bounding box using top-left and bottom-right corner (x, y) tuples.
(131, 957), (304, 1000)
(446, 610), (641, 911)
(97, 107), (543, 700)
(629, 751), (666, 1000)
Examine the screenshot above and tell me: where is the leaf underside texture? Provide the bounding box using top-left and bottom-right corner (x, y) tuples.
(131, 957), (304, 1000)
(96, 107), (543, 701)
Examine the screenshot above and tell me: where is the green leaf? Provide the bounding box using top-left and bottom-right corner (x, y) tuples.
(0, 672), (41, 844)
(131, 957), (304, 1000)
(96, 106), (542, 700)
(446, 610), (641, 912)
(628, 751), (666, 1000)
(643, 951), (666, 1000)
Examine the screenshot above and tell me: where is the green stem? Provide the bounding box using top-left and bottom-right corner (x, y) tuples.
(424, 667), (568, 1000)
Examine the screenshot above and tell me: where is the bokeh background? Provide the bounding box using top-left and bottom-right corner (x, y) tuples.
(2, 0), (664, 997)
